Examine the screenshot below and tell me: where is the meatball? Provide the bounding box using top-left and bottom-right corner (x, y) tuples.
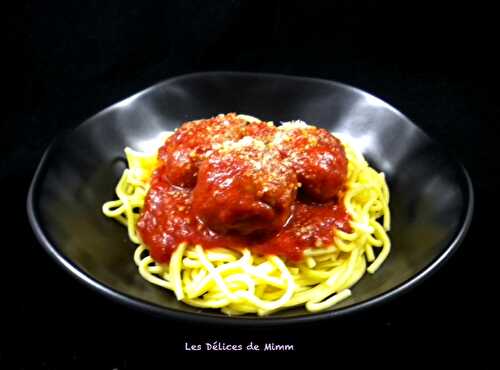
(273, 121), (348, 202)
(192, 137), (298, 236)
(158, 113), (246, 187)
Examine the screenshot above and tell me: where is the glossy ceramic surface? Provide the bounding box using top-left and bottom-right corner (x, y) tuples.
(27, 72), (473, 325)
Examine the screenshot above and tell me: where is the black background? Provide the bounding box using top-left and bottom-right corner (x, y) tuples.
(3, 0), (496, 367)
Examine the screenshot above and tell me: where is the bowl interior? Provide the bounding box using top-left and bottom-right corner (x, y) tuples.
(29, 72), (472, 322)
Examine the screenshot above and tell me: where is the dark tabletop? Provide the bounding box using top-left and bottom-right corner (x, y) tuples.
(3, 1), (496, 367)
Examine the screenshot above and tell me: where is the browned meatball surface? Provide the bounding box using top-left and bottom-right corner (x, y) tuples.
(272, 122), (348, 202)
(192, 137), (298, 236)
(158, 113), (246, 187)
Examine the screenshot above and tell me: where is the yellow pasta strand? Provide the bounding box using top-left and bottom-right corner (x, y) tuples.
(102, 129), (391, 315)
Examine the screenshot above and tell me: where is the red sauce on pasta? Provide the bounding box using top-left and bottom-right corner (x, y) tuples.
(137, 114), (350, 263)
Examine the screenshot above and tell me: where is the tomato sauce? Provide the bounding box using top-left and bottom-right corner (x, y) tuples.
(136, 115), (350, 263)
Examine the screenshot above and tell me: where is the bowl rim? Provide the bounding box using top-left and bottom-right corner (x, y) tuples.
(26, 71), (475, 326)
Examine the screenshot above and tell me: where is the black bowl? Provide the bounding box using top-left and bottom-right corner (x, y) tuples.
(27, 72), (473, 326)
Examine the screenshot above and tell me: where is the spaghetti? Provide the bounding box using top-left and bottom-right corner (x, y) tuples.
(102, 115), (390, 316)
